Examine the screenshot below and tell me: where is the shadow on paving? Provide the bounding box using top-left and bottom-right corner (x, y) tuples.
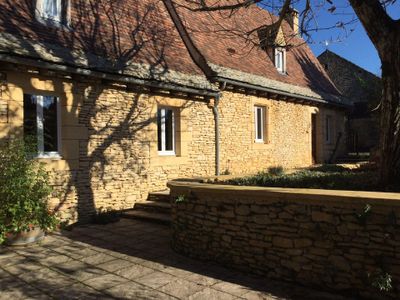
(63, 219), (354, 300)
(0, 219), (357, 300)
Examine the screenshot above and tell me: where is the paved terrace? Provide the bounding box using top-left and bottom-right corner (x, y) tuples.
(0, 219), (355, 300)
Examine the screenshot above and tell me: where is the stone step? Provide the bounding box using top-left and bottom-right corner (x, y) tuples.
(147, 190), (171, 203)
(121, 210), (171, 225)
(134, 201), (171, 213)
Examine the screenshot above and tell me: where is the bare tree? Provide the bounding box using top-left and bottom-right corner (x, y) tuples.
(176, 0), (400, 186)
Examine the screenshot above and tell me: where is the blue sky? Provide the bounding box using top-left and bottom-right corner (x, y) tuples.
(291, 1), (400, 76)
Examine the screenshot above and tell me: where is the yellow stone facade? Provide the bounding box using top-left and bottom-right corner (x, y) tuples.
(0, 68), (346, 222)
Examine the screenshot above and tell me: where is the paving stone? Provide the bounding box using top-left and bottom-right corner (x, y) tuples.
(213, 281), (252, 297)
(19, 268), (76, 293)
(188, 287), (239, 300)
(78, 253), (116, 266)
(159, 278), (205, 298)
(39, 254), (73, 266)
(50, 282), (111, 300)
(185, 273), (221, 286)
(134, 270), (177, 289)
(83, 273), (129, 290)
(53, 260), (107, 282)
(96, 259), (133, 272)
(242, 291), (281, 300)
(114, 264), (155, 280)
(3, 261), (43, 275)
(104, 282), (174, 299)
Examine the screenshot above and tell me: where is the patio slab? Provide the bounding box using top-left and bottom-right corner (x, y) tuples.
(0, 219), (356, 300)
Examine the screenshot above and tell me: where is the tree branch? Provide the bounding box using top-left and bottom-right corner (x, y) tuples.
(348, 0), (396, 54)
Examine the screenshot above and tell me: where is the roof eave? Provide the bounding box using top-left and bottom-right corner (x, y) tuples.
(211, 76), (350, 109)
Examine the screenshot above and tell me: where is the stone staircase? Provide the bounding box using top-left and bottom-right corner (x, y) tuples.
(121, 190), (171, 225)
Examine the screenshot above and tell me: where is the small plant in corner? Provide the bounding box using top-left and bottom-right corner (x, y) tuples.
(0, 138), (58, 245)
(267, 166), (284, 176)
(221, 169), (231, 175)
(175, 195), (186, 203)
(369, 269), (393, 292)
(92, 207), (121, 225)
(355, 204), (372, 225)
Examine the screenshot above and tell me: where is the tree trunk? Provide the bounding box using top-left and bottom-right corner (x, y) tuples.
(379, 52), (400, 186)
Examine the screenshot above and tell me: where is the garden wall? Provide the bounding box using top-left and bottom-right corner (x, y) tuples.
(169, 181), (400, 299)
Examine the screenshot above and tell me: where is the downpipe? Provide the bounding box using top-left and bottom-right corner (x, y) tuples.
(212, 81), (226, 176)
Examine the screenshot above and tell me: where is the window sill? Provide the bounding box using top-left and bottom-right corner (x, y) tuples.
(36, 15), (72, 31)
(158, 151), (176, 156)
(36, 153), (62, 160)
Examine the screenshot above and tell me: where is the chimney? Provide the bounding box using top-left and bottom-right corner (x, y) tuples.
(284, 7), (299, 36)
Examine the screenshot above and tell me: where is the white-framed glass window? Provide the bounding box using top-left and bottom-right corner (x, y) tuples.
(254, 106), (265, 143)
(275, 47), (285, 73)
(157, 107), (175, 155)
(23, 94), (61, 158)
(39, 0), (62, 22)
(325, 115), (333, 144)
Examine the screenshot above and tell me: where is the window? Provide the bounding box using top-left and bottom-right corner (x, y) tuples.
(36, 0), (69, 26)
(157, 107), (175, 155)
(23, 94), (61, 157)
(275, 47), (285, 73)
(254, 106), (266, 143)
(325, 115), (333, 143)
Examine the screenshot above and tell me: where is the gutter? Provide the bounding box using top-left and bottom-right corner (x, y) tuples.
(212, 76), (350, 109)
(0, 53), (219, 98)
(212, 81), (226, 176)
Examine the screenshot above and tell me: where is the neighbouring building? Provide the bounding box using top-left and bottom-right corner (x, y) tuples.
(318, 50), (381, 153)
(0, 0), (347, 223)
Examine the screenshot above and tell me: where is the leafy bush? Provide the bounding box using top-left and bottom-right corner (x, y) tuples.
(370, 269), (392, 292)
(267, 166), (284, 176)
(92, 207), (121, 225)
(0, 139), (58, 244)
(224, 167), (382, 191)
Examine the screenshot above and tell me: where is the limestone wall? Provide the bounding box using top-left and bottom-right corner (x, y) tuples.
(0, 66), (345, 223)
(169, 181), (400, 299)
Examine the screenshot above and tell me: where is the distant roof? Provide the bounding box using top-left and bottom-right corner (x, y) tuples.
(318, 50), (381, 105)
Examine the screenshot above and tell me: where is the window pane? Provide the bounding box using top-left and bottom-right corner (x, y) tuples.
(165, 109), (174, 151)
(42, 96), (58, 152)
(157, 109), (162, 151)
(43, 0), (59, 18)
(23, 94), (37, 146)
(257, 108), (263, 140)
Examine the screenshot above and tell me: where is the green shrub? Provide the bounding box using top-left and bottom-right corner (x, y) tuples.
(224, 168), (380, 191)
(0, 139), (58, 244)
(267, 166), (284, 176)
(92, 207), (121, 225)
(175, 195), (186, 203)
(370, 269), (392, 292)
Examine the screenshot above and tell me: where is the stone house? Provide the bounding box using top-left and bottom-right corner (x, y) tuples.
(318, 50), (381, 153)
(0, 0), (347, 222)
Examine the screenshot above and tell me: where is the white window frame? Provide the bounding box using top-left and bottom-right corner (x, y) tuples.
(157, 107), (176, 156)
(35, 0), (70, 27)
(325, 115), (333, 144)
(27, 95), (62, 159)
(275, 47), (286, 73)
(254, 106), (265, 143)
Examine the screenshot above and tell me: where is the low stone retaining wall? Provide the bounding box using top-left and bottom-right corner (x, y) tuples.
(168, 181), (400, 299)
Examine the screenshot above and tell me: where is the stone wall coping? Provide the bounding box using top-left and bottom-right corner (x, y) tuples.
(168, 180), (400, 207)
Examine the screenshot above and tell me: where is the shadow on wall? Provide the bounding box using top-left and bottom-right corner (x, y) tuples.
(0, 0), (179, 223)
(293, 49), (341, 97)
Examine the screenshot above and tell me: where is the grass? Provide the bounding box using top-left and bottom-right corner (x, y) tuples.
(223, 164), (399, 192)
